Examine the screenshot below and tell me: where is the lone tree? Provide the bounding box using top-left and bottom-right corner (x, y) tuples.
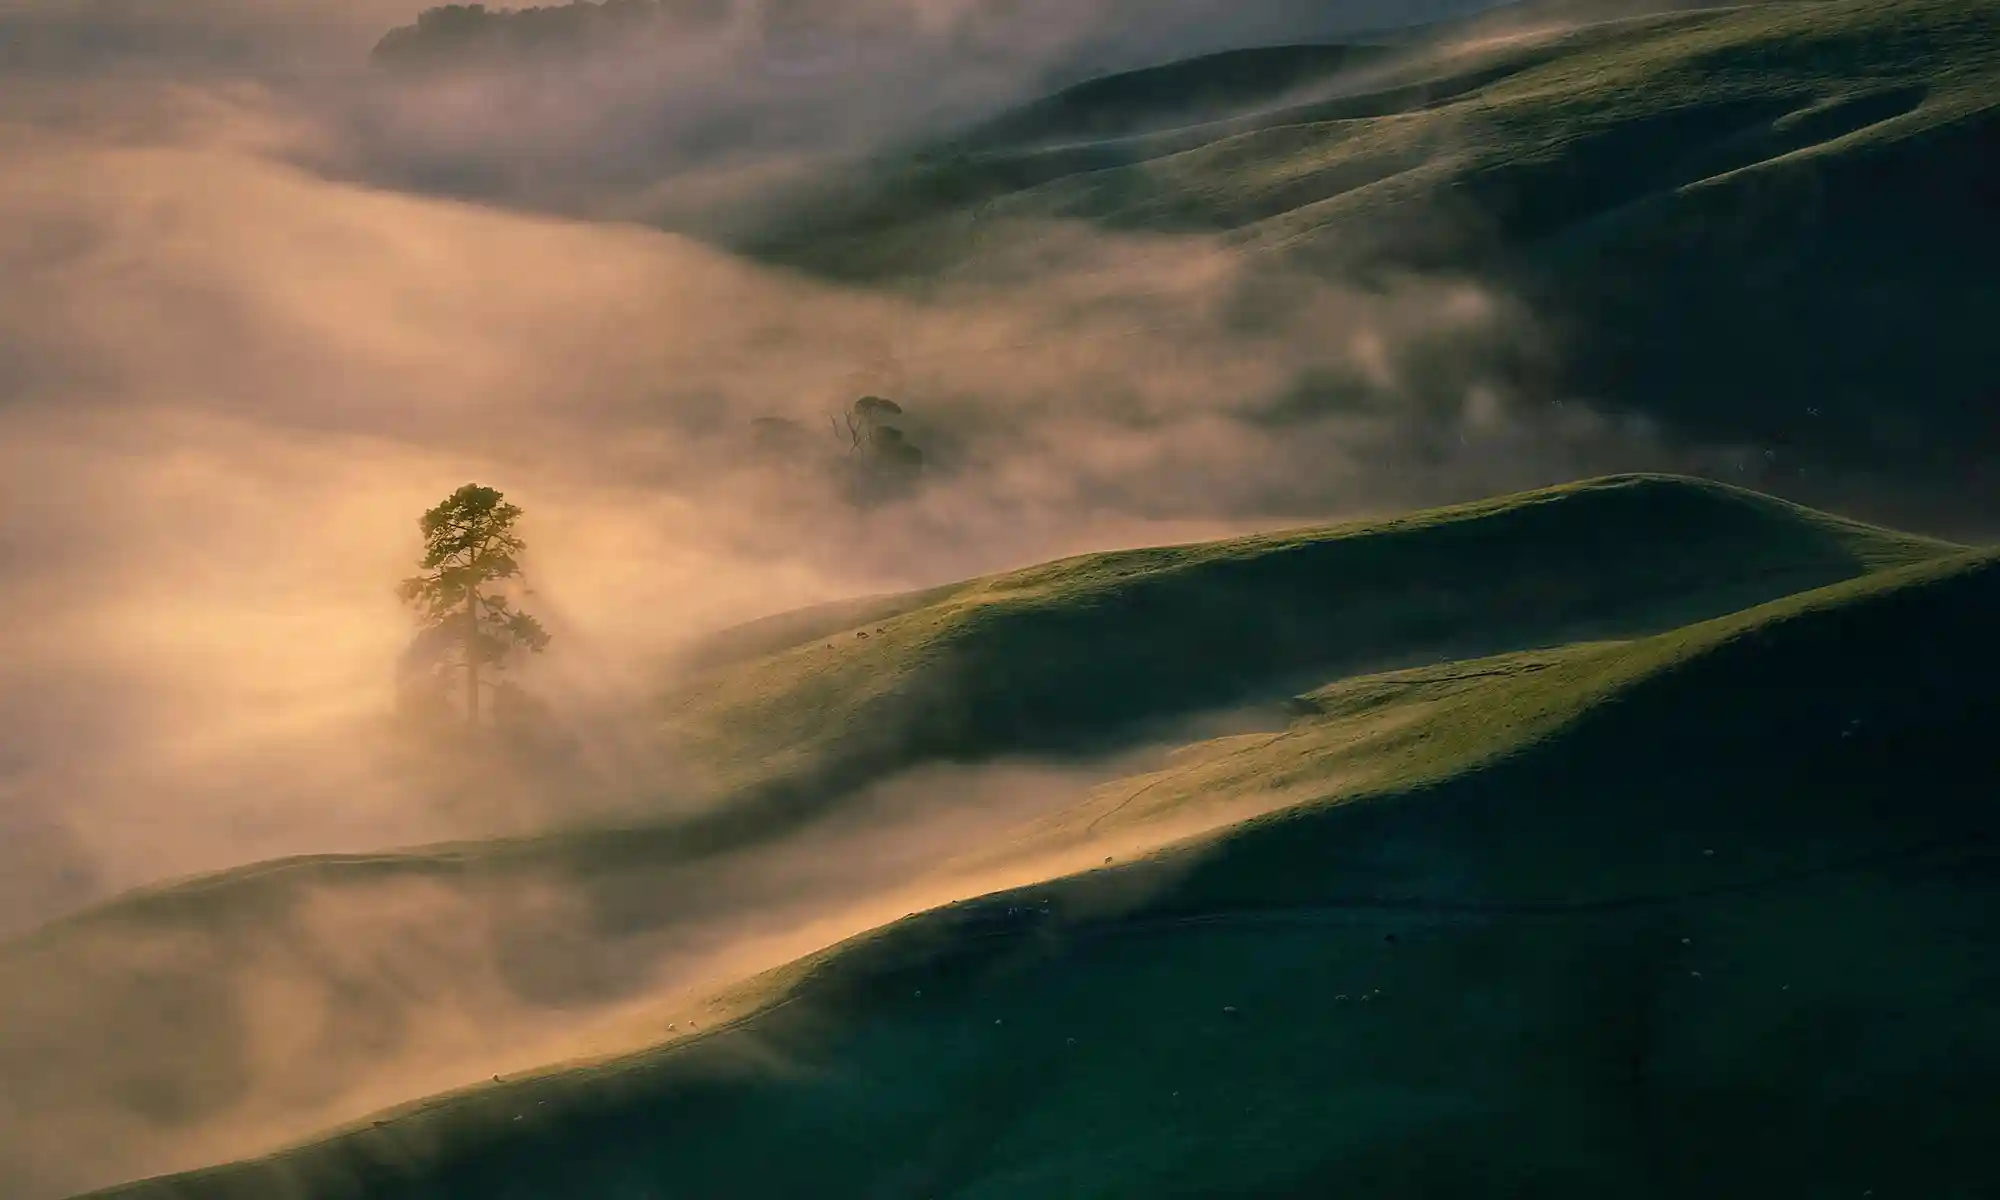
(397, 484), (551, 728)
(834, 395), (905, 455)
(835, 395), (924, 480)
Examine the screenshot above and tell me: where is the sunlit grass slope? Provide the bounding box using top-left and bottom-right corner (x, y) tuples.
(19, 470), (1948, 1020)
(4, 474), (1959, 1198)
(746, 0), (2000, 501)
(17, 474), (1947, 948)
(17, 473), (1943, 923)
(663, 472), (1955, 803)
(86, 544), (2000, 1199)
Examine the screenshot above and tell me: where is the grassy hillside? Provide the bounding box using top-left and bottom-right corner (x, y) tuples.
(83, 544), (2000, 1199)
(0, 475), (1957, 1197)
(4, 475), (1971, 1199)
(741, 0), (2000, 511)
(662, 473), (1954, 804)
(14, 474), (1949, 959)
(949, 44), (1400, 150)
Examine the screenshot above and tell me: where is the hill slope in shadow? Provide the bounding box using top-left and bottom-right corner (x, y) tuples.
(661, 472), (1955, 804)
(81, 546), (2000, 1199)
(0, 476), (1971, 1199)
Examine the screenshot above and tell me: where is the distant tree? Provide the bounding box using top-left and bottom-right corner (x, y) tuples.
(838, 396), (923, 467)
(852, 394), (901, 425)
(371, 0), (731, 68)
(397, 484), (551, 729)
(743, 397), (926, 505)
(834, 395), (925, 499)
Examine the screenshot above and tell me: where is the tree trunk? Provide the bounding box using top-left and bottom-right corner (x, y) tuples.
(465, 588), (480, 729)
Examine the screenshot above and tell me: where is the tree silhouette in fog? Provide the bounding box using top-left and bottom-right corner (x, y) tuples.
(836, 395), (925, 499)
(398, 484), (551, 728)
(748, 394), (928, 505)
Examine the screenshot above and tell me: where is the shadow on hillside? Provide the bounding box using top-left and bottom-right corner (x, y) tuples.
(78, 553), (2000, 1200)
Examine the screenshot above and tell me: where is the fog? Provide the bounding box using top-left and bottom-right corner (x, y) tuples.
(0, 0), (1750, 1192)
(0, 0), (1694, 930)
(0, 106), (1660, 919)
(0, 748), (1247, 1197)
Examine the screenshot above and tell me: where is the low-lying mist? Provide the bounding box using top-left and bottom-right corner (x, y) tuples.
(0, 21), (1683, 935)
(0, 0), (1750, 1193)
(0, 732), (1281, 1199)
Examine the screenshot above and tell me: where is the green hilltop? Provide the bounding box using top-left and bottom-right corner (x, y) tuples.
(74, 515), (2000, 1198)
(662, 473), (1953, 806)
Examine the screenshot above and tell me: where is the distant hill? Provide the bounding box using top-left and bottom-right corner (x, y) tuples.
(360, 0), (1998, 522)
(2, 475), (1967, 1199)
(371, 0), (730, 67)
(78, 539), (2000, 1198)
(949, 44), (1401, 150)
(738, 0), (2000, 517)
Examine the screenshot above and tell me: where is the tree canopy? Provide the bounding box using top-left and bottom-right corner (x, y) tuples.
(397, 484), (551, 727)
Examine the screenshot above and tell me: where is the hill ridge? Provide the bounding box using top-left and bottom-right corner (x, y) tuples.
(11, 474), (1957, 948)
(73, 547), (2000, 1200)
(661, 471), (1957, 805)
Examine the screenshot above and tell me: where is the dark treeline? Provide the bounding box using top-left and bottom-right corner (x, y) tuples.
(372, 0), (732, 66)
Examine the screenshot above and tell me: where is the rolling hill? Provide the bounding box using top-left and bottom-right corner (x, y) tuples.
(10, 0), (1996, 1195)
(74, 525), (2000, 1198)
(737, 0), (2000, 519)
(2, 475), (1981, 1198)
(660, 472), (1954, 805)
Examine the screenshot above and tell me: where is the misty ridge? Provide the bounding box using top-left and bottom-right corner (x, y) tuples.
(2, 0), (1714, 939)
(371, 0), (737, 67)
(1, 0), (1996, 1194)
(0, 0), (1984, 937)
(293, 0), (1506, 229)
(2, 0), (1983, 957)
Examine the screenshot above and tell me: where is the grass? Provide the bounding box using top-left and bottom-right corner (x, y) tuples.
(21, 1), (2000, 1189)
(3, 479), (1961, 1199)
(949, 44), (1401, 152)
(737, 0), (2000, 507)
(661, 472), (1955, 804)
(77, 540), (2000, 1199)
(14, 474), (1947, 943)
